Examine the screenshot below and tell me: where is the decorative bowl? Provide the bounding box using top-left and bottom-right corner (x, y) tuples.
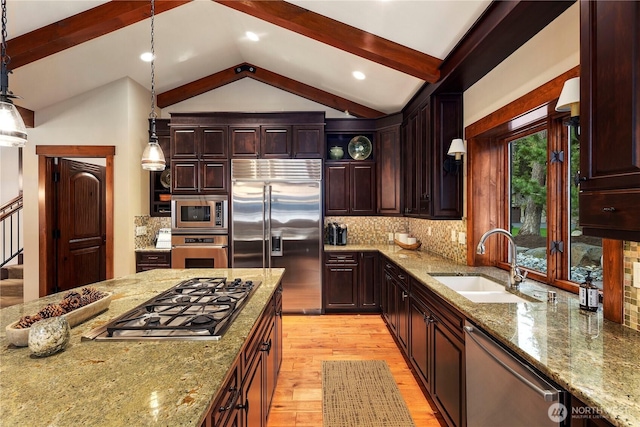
(348, 135), (372, 160)
(5, 292), (112, 347)
(394, 239), (422, 250)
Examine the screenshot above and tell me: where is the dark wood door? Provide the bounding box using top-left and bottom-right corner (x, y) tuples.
(359, 251), (379, 310)
(230, 127), (259, 158)
(409, 296), (431, 390)
(432, 317), (465, 427)
(292, 125), (323, 158)
(201, 161), (228, 193)
(172, 161), (199, 193)
(171, 127), (198, 159)
(403, 113), (419, 215)
(201, 127), (228, 159)
(350, 162), (376, 215)
(377, 125), (401, 214)
(56, 159), (106, 292)
(396, 276), (410, 353)
(325, 163), (350, 215)
(261, 126), (291, 158)
(324, 263), (358, 310)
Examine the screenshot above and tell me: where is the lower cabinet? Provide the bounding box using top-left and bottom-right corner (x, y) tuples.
(323, 251), (379, 312)
(381, 258), (465, 427)
(135, 251), (171, 272)
(200, 285), (282, 427)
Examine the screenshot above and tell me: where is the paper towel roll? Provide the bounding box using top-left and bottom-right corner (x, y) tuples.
(407, 237), (417, 245)
(397, 233), (409, 244)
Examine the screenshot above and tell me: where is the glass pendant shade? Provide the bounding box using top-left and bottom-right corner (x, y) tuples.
(0, 99), (27, 147)
(141, 141), (166, 171)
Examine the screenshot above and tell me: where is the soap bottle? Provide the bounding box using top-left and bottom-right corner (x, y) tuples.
(579, 271), (599, 312)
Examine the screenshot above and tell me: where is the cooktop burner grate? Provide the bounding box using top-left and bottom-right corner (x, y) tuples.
(83, 277), (260, 341)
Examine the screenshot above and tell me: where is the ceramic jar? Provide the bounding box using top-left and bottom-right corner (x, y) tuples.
(329, 146), (344, 160)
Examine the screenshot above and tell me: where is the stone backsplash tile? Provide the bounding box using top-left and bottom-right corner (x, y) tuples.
(134, 216), (171, 249)
(624, 241), (640, 331)
(325, 216), (467, 264)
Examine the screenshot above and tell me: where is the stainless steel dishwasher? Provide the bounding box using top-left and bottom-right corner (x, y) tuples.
(464, 321), (568, 427)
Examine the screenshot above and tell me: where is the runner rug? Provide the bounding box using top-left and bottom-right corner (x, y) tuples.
(322, 360), (416, 427)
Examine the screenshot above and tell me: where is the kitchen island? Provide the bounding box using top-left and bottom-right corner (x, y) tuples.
(326, 244), (640, 427)
(0, 268), (284, 426)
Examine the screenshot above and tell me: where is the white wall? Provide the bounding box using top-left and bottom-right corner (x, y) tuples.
(0, 146), (20, 205)
(464, 2), (579, 127)
(162, 78), (352, 118)
(22, 77), (150, 301)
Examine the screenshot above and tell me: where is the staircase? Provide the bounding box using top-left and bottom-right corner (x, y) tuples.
(0, 261), (23, 308)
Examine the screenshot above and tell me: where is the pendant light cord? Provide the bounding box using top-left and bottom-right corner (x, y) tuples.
(149, 0), (156, 120)
(1, 0), (10, 98)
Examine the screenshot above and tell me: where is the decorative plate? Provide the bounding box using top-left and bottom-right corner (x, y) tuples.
(348, 135), (372, 160)
(160, 169), (171, 189)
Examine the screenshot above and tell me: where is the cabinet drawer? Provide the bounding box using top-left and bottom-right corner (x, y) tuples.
(324, 252), (357, 264)
(412, 282), (464, 339)
(242, 300), (274, 371)
(580, 190), (640, 234)
(210, 360), (241, 426)
(136, 251), (171, 265)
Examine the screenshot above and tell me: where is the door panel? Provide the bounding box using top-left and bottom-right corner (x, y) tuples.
(231, 182), (266, 268)
(269, 181), (322, 313)
(57, 159), (106, 292)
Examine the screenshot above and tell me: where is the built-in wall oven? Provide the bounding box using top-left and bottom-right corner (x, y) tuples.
(171, 195), (229, 269)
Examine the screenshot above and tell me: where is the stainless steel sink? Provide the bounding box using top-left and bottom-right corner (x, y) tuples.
(432, 275), (533, 303)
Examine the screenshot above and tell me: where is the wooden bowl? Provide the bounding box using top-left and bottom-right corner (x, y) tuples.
(394, 239), (422, 250)
(5, 292), (112, 347)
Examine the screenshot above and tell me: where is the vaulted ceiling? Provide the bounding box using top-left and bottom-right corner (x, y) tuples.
(7, 0), (574, 125)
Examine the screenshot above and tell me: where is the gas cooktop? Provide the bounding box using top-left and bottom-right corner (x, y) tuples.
(83, 277), (260, 341)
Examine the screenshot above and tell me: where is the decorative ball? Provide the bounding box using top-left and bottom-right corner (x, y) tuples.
(28, 316), (71, 357)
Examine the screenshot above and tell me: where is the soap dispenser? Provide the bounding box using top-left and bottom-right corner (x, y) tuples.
(579, 271), (599, 312)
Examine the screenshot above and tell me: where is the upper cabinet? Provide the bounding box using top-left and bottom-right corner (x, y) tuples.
(579, 0), (640, 240)
(149, 118), (171, 217)
(402, 93), (463, 219)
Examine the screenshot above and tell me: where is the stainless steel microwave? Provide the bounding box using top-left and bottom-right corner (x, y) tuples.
(171, 195), (228, 233)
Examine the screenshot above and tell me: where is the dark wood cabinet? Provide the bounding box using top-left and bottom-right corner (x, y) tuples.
(402, 93), (463, 219)
(135, 251), (171, 273)
(260, 126), (291, 158)
(410, 279), (465, 427)
(376, 121), (402, 214)
(325, 162), (376, 215)
(570, 395), (615, 427)
(230, 126), (260, 158)
(149, 119), (171, 217)
(579, 0), (640, 240)
(201, 285), (282, 427)
(381, 260), (409, 353)
(292, 125), (324, 158)
(324, 251), (379, 312)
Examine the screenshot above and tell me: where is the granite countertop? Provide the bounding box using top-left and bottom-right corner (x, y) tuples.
(135, 246), (171, 253)
(326, 244), (640, 427)
(0, 268), (284, 427)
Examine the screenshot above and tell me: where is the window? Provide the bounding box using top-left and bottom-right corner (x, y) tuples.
(503, 114), (602, 290)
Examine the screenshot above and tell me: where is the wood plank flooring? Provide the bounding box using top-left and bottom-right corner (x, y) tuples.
(267, 314), (443, 427)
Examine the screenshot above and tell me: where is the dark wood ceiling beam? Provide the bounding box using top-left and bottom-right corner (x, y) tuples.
(157, 63), (384, 118)
(16, 106), (35, 128)
(214, 0), (441, 83)
(6, 0), (190, 70)
(438, 0), (576, 92)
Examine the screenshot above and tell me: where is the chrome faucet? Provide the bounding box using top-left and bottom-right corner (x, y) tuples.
(476, 228), (527, 289)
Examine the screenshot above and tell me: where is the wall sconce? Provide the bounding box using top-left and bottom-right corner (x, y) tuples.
(556, 76), (580, 130)
(444, 138), (466, 174)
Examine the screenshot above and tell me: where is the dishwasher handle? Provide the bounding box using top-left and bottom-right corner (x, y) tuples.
(464, 325), (557, 402)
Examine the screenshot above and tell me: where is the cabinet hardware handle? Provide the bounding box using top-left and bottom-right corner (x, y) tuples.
(237, 399), (250, 413)
(602, 207), (616, 212)
(219, 387), (240, 412)
(147, 256), (159, 260)
(261, 338), (272, 354)
(398, 274), (405, 280)
(401, 291), (408, 300)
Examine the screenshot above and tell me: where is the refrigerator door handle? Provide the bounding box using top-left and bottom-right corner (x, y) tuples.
(265, 185), (273, 268)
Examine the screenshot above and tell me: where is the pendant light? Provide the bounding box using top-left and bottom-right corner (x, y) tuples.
(141, 0), (166, 171)
(0, 0), (27, 148)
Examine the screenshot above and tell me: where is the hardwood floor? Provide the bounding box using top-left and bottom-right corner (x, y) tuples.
(267, 314), (442, 427)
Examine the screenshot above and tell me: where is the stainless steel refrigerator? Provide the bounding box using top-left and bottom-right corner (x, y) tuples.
(231, 159), (323, 314)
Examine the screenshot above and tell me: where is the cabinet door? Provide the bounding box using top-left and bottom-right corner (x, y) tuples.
(418, 102), (431, 217)
(324, 264), (358, 310)
(201, 127), (228, 159)
(432, 317), (465, 427)
(403, 114), (419, 215)
(172, 161), (199, 193)
(171, 127), (199, 159)
(409, 296), (431, 390)
(396, 277), (410, 354)
(241, 351), (265, 427)
(350, 162), (376, 215)
(261, 126), (291, 158)
(230, 127), (259, 158)
(293, 125), (323, 158)
(377, 125), (401, 214)
(325, 163), (350, 215)
(201, 161), (228, 193)
(359, 252), (379, 310)
(264, 315), (278, 417)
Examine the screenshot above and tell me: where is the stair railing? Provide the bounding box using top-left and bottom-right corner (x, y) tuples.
(0, 194), (23, 268)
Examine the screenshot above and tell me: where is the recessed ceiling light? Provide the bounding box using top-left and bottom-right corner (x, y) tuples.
(246, 31), (260, 42)
(352, 71), (366, 80)
(140, 52), (154, 62)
